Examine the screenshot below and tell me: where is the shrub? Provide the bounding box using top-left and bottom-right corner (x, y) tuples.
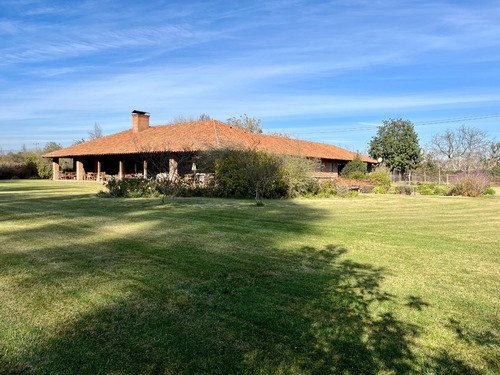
(416, 184), (433, 195)
(102, 177), (159, 198)
(211, 149), (317, 200)
(0, 163), (38, 179)
(340, 155), (367, 178)
(360, 185), (375, 194)
(347, 170), (366, 180)
(213, 151), (254, 198)
(316, 181), (358, 198)
(416, 183), (450, 196)
(366, 170), (391, 186)
(100, 151), (319, 202)
(36, 159), (53, 179)
(394, 185), (413, 195)
(373, 186), (388, 194)
(484, 187), (495, 196)
(450, 171), (491, 197)
(280, 155), (320, 197)
(174, 182), (219, 198)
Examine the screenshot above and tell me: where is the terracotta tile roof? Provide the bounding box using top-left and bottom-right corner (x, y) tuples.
(43, 120), (377, 163)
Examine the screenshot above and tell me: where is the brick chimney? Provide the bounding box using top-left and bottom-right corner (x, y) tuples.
(132, 110), (150, 133)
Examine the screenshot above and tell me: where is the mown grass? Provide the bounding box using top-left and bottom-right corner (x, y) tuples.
(0, 180), (499, 374)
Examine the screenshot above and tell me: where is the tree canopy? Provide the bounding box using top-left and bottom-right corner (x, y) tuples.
(368, 118), (421, 173)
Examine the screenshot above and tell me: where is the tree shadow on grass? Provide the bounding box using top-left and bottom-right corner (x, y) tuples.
(446, 319), (500, 347)
(2, 243), (425, 374)
(405, 295), (431, 311)
(0, 188), (483, 374)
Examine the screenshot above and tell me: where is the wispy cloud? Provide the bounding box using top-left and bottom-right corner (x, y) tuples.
(0, 24), (216, 65)
(1, 0), (500, 150)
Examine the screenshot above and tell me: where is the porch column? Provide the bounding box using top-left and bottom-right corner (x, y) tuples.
(52, 157), (59, 181)
(76, 156), (85, 180)
(119, 160), (124, 179)
(143, 160), (148, 178)
(169, 153), (178, 181)
(332, 161), (339, 177)
(97, 160), (102, 181)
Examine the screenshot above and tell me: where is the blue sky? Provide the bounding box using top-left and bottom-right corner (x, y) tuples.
(1, 0), (499, 154)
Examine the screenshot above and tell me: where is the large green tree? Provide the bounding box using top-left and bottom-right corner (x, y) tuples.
(368, 118), (422, 173)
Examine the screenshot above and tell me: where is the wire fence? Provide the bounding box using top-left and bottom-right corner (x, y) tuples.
(390, 172), (500, 185)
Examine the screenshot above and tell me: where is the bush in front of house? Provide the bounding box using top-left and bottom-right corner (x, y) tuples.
(314, 180), (358, 198)
(346, 170), (366, 180)
(280, 155), (320, 197)
(337, 168), (391, 190)
(450, 171), (491, 197)
(211, 150), (255, 198)
(340, 155), (367, 178)
(211, 150), (318, 200)
(101, 177), (159, 198)
(100, 150), (319, 202)
(360, 185), (376, 193)
(366, 170), (391, 186)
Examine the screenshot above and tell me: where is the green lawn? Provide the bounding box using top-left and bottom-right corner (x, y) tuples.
(0, 180), (499, 374)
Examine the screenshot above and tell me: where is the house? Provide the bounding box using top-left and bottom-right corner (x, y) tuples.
(43, 110), (377, 181)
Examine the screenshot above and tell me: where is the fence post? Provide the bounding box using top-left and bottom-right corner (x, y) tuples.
(424, 172), (426, 183)
(446, 174), (449, 185)
(438, 169), (441, 185)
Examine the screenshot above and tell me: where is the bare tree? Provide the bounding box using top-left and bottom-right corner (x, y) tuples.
(167, 114), (212, 125)
(266, 131), (292, 139)
(73, 138), (86, 145)
(198, 113), (212, 121)
(483, 141), (500, 171)
(226, 114), (263, 134)
(88, 122), (103, 140)
(428, 125), (491, 172)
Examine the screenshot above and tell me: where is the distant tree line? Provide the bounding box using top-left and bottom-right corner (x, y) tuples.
(0, 122), (104, 179)
(0, 142), (68, 179)
(367, 118), (499, 179)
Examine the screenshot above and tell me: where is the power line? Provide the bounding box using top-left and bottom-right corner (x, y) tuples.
(292, 114), (500, 135)
(414, 114), (500, 126)
(294, 126), (374, 135)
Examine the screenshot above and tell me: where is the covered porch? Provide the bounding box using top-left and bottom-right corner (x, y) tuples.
(50, 152), (186, 182)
